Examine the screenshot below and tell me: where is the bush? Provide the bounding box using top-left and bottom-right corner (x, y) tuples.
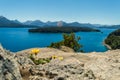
(33, 58), (50, 65)
(29, 54), (51, 65)
(49, 33), (82, 52)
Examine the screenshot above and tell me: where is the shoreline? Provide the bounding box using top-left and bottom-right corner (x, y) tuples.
(103, 40), (112, 50)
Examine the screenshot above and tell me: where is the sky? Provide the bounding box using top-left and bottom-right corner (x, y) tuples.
(0, 0), (120, 25)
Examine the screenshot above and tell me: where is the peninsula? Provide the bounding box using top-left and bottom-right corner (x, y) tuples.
(105, 29), (120, 49)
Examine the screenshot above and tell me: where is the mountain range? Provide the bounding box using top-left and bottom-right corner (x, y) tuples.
(23, 20), (98, 28)
(0, 16), (120, 29)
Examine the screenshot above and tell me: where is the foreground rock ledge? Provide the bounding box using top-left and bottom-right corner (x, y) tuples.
(0, 45), (120, 80)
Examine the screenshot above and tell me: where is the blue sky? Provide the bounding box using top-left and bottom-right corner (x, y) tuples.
(0, 0), (120, 24)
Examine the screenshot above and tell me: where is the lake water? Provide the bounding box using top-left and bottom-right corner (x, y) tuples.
(0, 28), (116, 52)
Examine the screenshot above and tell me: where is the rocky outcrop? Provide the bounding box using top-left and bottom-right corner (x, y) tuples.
(85, 50), (120, 80)
(0, 45), (120, 80)
(59, 46), (74, 52)
(0, 44), (22, 80)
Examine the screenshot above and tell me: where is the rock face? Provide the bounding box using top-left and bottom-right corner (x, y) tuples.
(85, 51), (120, 80)
(59, 46), (74, 52)
(0, 45), (120, 80)
(0, 45), (22, 80)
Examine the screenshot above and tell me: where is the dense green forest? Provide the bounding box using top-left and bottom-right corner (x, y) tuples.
(105, 29), (120, 49)
(28, 26), (100, 33)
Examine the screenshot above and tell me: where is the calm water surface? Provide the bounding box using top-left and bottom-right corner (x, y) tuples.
(0, 28), (116, 52)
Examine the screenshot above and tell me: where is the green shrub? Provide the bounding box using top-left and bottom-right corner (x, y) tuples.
(29, 54), (51, 65)
(49, 33), (82, 52)
(33, 58), (51, 65)
(29, 54), (35, 61)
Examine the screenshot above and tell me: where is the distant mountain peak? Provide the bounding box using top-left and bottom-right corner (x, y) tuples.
(0, 16), (5, 18)
(34, 20), (42, 22)
(0, 16), (8, 20)
(14, 19), (19, 21)
(12, 19), (22, 24)
(46, 21), (52, 23)
(0, 16), (11, 23)
(0, 16), (24, 27)
(23, 20), (45, 26)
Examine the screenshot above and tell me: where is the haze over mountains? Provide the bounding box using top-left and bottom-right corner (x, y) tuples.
(0, 16), (120, 29)
(23, 19), (98, 28)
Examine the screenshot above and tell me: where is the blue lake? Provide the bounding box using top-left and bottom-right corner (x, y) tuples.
(0, 28), (116, 52)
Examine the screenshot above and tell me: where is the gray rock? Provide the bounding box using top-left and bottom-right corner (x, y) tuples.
(0, 44), (120, 80)
(59, 46), (74, 52)
(0, 45), (22, 80)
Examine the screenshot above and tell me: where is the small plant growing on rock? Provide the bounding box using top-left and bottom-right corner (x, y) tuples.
(29, 48), (40, 60)
(29, 49), (64, 65)
(29, 49), (52, 65)
(29, 49), (38, 61)
(31, 48), (40, 56)
(52, 55), (58, 59)
(33, 58), (51, 65)
(29, 56), (51, 65)
(29, 54), (35, 61)
(51, 55), (64, 61)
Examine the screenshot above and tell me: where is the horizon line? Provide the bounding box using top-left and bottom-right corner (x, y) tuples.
(0, 15), (119, 26)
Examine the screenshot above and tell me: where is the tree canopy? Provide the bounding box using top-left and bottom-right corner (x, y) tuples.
(49, 33), (82, 52)
(105, 29), (120, 49)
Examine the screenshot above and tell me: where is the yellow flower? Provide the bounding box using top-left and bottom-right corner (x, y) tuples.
(31, 48), (40, 55)
(52, 55), (58, 59)
(58, 56), (64, 60)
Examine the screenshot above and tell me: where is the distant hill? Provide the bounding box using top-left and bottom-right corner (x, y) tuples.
(105, 29), (120, 49)
(68, 22), (97, 28)
(99, 25), (120, 29)
(0, 16), (25, 27)
(23, 20), (45, 27)
(28, 26), (100, 33)
(0, 16), (39, 28)
(12, 19), (22, 24)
